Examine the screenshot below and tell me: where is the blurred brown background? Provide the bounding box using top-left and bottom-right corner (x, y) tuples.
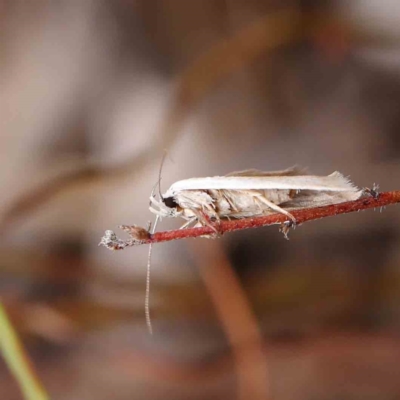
(1, 1), (400, 399)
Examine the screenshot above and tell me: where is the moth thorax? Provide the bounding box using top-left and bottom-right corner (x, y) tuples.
(163, 196), (178, 209)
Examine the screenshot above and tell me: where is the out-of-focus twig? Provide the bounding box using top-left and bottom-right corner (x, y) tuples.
(100, 191), (400, 250)
(190, 240), (269, 400)
(0, 302), (49, 400)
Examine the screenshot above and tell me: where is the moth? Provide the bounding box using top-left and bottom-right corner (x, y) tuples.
(149, 167), (363, 229)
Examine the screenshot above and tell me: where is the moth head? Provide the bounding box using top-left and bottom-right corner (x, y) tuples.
(149, 193), (181, 218)
(163, 196), (178, 209)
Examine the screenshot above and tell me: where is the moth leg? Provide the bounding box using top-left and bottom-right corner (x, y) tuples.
(149, 206), (178, 218)
(149, 195), (168, 216)
(149, 206), (162, 216)
(363, 183), (380, 199)
(179, 218), (196, 230)
(250, 196), (265, 214)
(203, 203), (219, 221)
(191, 209), (220, 236)
(223, 194), (239, 212)
(149, 195), (164, 209)
(204, 207), (223, 235)
(279, 220), (294, 240)
(149, 206), (165, 217)
(257, 196), (297, 223)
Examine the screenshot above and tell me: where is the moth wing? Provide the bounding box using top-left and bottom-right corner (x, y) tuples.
(225, 166), (306, 177)
(166, 168), (305, 195)
(167, 171), (361, 194)
(282, 188), (361, 208)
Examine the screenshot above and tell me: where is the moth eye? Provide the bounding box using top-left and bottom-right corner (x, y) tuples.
(163, 196), (178, 209)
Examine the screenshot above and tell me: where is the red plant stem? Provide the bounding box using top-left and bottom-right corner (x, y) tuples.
(146, 191), (400, 244)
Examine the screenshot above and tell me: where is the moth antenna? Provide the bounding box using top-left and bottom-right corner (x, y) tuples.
(149, 151), (168, 204)
(149, 181), (159, 203)
(145, 215), (160, 335)
(157, 150), (168, 200)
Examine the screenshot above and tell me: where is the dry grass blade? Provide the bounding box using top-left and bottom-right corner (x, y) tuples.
(0, 303), (49, 400)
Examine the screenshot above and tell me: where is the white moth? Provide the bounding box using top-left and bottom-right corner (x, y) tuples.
(149, 167), (363, 228)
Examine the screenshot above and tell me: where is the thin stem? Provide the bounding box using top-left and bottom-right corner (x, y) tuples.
(100, 191), (400, 249)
